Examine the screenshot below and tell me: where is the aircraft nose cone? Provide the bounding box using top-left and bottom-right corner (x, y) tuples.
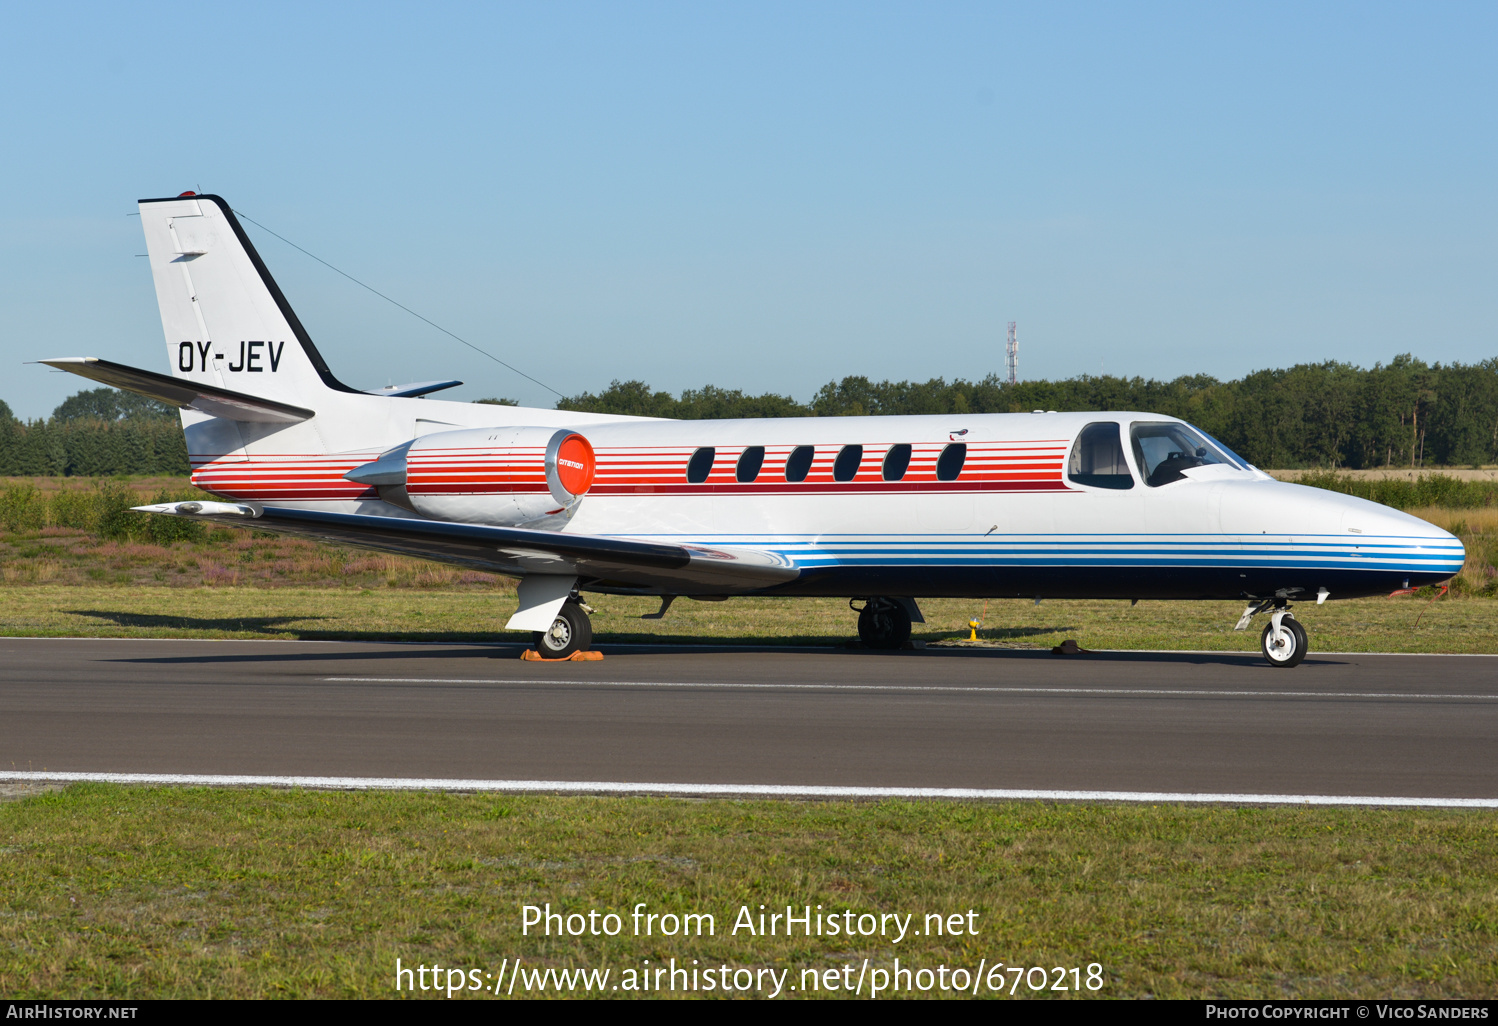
(1340, 502), (1458, 542)
(1336, 495), (1466, 585)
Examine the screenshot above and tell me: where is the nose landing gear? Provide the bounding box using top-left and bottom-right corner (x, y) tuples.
(1236, 595), (1309, 668)
(1260, 610), (1308, 668)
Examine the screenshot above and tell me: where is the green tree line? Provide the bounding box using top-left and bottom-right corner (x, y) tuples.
(7, 355), (1498, 474)
(0, 390), (189, 476)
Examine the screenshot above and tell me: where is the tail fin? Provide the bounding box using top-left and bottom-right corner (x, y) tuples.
(138, 193), (358, 408)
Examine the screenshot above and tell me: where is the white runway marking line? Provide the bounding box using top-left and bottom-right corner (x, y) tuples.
(2, 772), (1494, 808)
(320, 677), (1498, 701)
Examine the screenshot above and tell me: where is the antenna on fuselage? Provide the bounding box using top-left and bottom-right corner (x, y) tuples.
(1005, 321), (1019, 384)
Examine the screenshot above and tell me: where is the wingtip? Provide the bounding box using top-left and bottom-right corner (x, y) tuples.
(132, 501), (262, 518)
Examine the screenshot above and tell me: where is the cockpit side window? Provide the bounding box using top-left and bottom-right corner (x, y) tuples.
(1130, 422), (1240, 487)
(1067, 423), (1134, 490)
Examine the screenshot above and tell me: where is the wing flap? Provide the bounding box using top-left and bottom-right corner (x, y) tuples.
(39, 357), (314, 423)
(132, 502), (799, 593)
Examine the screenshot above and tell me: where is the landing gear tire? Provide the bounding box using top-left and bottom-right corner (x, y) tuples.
(857, 599), (912, 650)
(533, 602), (593, 658)
(1261, 615), (1308, 668)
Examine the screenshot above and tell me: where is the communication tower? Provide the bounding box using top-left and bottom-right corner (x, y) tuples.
(1005, 321), (1018, 384)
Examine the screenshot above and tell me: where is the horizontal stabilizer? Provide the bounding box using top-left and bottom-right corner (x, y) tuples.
(362, 380), (463, 398)
(39, 357), (314, 424)
(133, 502), (800, 593)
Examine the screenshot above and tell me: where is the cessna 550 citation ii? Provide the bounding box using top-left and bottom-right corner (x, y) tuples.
(39, 193), (1464, 667)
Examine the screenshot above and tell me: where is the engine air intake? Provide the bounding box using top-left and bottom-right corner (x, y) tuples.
(551, 433), (596, 496)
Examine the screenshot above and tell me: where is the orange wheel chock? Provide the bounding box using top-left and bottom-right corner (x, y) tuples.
(521, 650), (604, 662)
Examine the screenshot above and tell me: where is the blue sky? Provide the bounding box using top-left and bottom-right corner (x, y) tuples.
(1, 2), (1493, 418)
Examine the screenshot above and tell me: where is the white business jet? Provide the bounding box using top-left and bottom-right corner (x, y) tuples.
(40, 194), (1463, 667)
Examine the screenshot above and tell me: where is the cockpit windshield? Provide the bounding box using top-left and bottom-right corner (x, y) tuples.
(1202, 432), (1252, 471)
(1130, 422), (1244, 487)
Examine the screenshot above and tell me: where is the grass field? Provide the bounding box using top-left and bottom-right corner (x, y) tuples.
(0, 586), (1493, 653)
(2, 785), (1496, 1000)
(1272, 468), (1498, 482)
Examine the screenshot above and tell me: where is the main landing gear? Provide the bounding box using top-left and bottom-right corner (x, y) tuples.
(851, 597), (913, 650)
(1236, 596), (1309, 668)
(533, 599), (593, 658)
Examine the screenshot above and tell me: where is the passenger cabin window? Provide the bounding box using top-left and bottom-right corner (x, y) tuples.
(882, 443), (912, 481)
(736, 446), (765, 483)
(936, 443), (967, 481)
(833, 445), (863, 482)
(686, 447), (716, 484)
(785, 445), (814, 482)
(1067, 423), (1134, 490)
(1130, 422), (1241, 487)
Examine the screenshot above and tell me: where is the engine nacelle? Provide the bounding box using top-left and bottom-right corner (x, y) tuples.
(345, 426), (596, 529)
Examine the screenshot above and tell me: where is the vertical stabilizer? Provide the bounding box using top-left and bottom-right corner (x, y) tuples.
(138, 194), (356, 410)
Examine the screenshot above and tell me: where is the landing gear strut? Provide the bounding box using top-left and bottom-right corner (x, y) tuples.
(852, 597), (912, 650)
(1237, 596), (1309, 668)
(533, 600), (593, 658)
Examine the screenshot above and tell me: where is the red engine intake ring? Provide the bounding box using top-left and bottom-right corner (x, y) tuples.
(550, 432), (596, 498)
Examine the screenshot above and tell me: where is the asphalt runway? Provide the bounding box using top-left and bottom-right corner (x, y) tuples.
(1, 637), (1496, 802)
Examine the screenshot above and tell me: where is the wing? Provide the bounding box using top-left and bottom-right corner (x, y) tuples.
(133, 501), (799, 594)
